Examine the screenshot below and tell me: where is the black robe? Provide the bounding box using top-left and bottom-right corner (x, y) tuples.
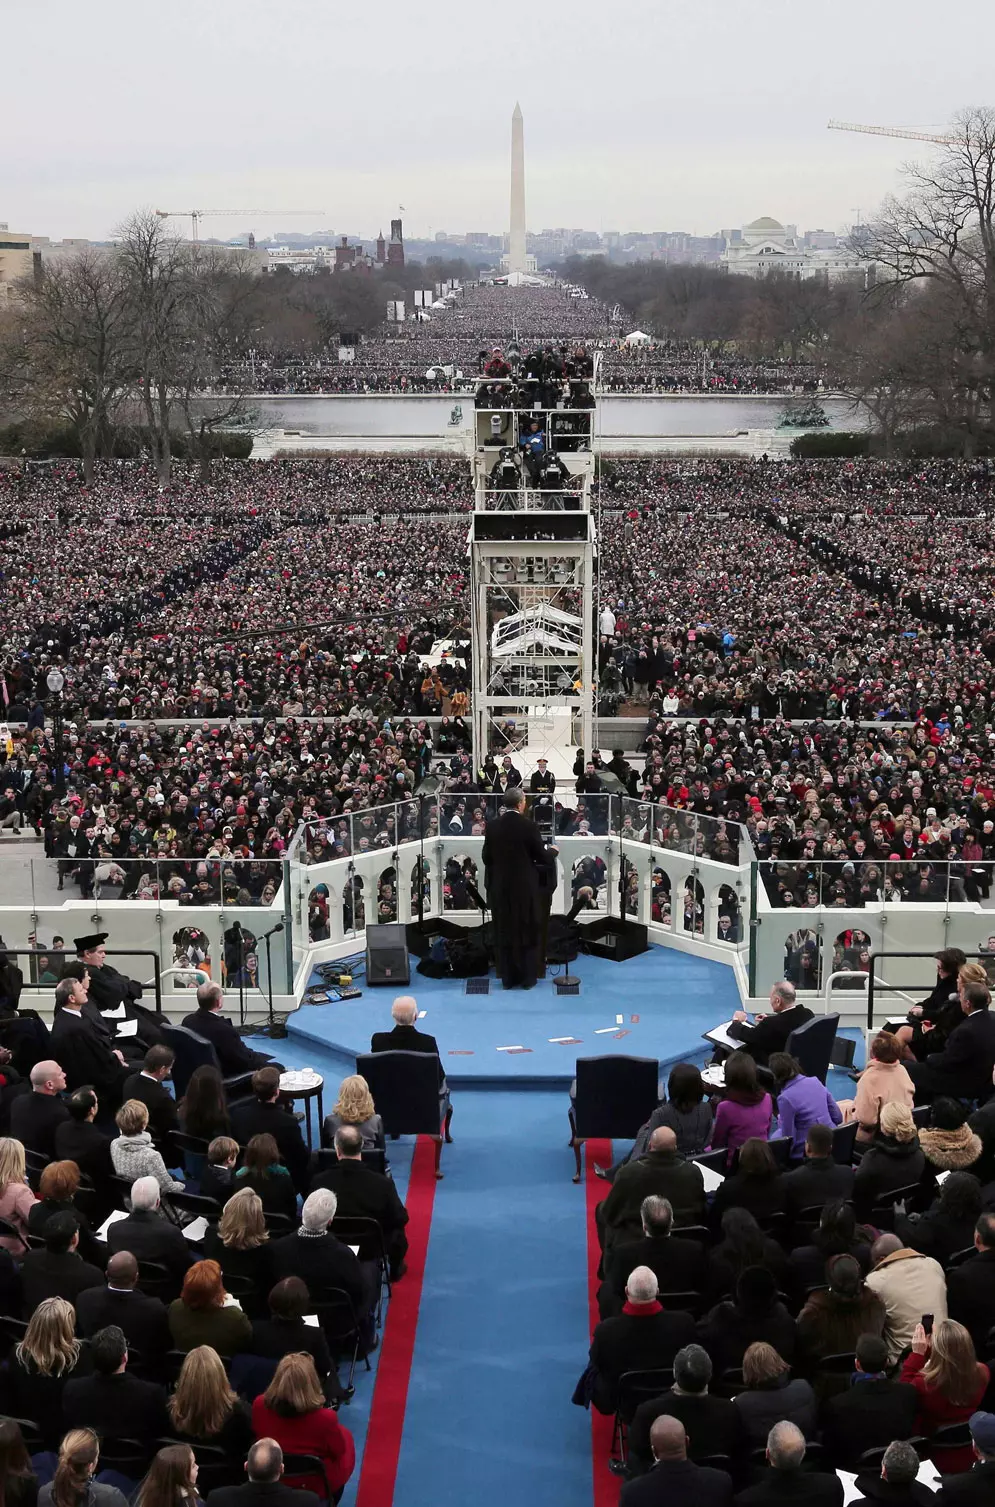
(482, 808), (548, 988)
(50, 1009), (129, 1097)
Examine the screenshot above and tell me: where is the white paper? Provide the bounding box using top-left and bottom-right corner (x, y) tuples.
(417, 1010), (427, 1019)
(594, 1027), (617, 1035)
(837, 1472), (860, 1507)
(100, 1004), (127, 1020)
(615, 1015), (623, 1025)
(495, 1045), (523, 1052)
(182, 1216), (208, 1243)
(838, 1460), (940, 1502)
(221, 1293), (242, 1309)
(916, 1460), (940, 1492)
(303, 1314), (319, 1328)
(703, 1019), (746, 1050)
(934, 1169), (951, 1185)
(694, 1161), (725, 1193)
(116, 1018), (139, 1038)
(348, 1245), (360, 1256)
(701, 1064), (726, 1088)
(96, 1209), (129, 1241)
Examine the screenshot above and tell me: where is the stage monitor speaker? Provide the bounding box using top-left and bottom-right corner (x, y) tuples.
(366, 923), (410, 986)
(581, 917), (649, 963)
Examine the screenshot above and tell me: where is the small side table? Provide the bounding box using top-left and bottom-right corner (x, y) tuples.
(280, 1070), (325, 1150)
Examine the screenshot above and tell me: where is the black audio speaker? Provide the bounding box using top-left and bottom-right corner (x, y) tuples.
(581, 917), (650, 962)
(366, 923), (410, 986)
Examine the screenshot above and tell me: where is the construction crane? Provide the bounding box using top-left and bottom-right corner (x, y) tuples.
(154, 209), (324, 242)
(827, 120), (957, 146)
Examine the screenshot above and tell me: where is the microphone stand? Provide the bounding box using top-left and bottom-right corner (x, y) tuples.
(259, 923), (286, 1038)
(233, 922), (246, 1028)
(416, 792), (426, 927)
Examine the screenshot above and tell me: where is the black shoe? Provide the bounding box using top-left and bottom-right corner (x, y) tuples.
(594, 1164), (610, 1180)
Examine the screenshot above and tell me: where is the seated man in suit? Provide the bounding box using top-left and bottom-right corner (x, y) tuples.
(934, 1410), (995, 1506)
(628, 1343), (744, 1476)
(907, 983), (995, 1104)
(122, 1045), (179, 1161)
(10, 1059), (70, 1160)
(726, 981), (814, 1068)
(55, 1086), (115, 1195)
(820, 1332), (918, 1471)
(182, 980), (276, 1078)
(782, 1123), (854, 1220)
(76, 1249), (172, 1358)
(585, 1266), (697, 1416)
(21, 1210), (104, 1314)
(231, 1066), (309, 1192)
(598, 1127), (707, 1253)
(735, 1421), (844, 1507)
(599, 1194), (707, 1319)
(270, 1188), (376, 1348)
(621, 1416), (733, 1507)
(62, 1321), (169, 1442)
(207, 1438), (323, 1507)
(947, 1212), (995, 1356)
(371, 995), (453, 1142)
(105, 1175), (194, 1292)
(51, 976), (131, 1105)
(309, 1124), (410, 1281)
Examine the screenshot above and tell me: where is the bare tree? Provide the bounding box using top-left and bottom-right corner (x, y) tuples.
(0, 250), (132, 482)
(863, 107), (995, 444)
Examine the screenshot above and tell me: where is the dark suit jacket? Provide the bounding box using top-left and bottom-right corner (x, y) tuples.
(621, 1458), (733, 1507)
(728, 1005), (815, 1065)
(308, 1158), (410, 1235)
(180, 1007), (267, 1077)
(9, 1091), (70, 1160)
(122, 1072), (179, 1153)
(20, 1248), (104, 1314)
(602, 1235), (706, 1316)
(75, 1283), (172, 1357)
(782, 1156), (855, 1217)
(105, 1208), (194, 1286)
(50, 1010), (124, 1094)
(735, 1470), (844, 1507)
(206, 1484), (321, 1507)
(230, 1099), (309, 1187)
(629, 1391), (744, 1475)
(370, 1024), (444, 1087)
(270, 1230), (371, 1316)
(935, 1460), (995, 1507)
(916, 1007), (995, 1101)
(62, 1369), (170, 1442)
(54, 1118), (115, 1187)
(589, 1307), (698, 1412)
(250, 1316), (332, 1378)
(820, 1376), (919, 1470)
(946, 1248), (995, 1353)
(600, 1150), (707, 1246)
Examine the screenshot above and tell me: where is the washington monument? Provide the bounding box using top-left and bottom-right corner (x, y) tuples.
(504, 103), (536, 276)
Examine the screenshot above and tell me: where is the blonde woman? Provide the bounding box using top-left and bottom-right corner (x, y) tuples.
(167, 1345), (254, 1455)
(39, 1430), (128, 1507)
(322, 1075), (383, 1151)
(852, 1101), (926, 1223)
(203, 1186), (273, 1304)
(0, 1139), (38, 1257)
(900, 1319), (990, 1472)
(111, 1100), (183, 1194)
(9, 1298), (86, 1447)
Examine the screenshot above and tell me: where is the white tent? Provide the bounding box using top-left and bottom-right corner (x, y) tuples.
(623, 330), (652, 345)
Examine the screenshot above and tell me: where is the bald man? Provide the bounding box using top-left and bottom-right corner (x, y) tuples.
(371, 996), (453, 1143)
(620, 1416), (732, 1507)
(598, 1125), (707, 1252)
(9, 1059), (70, 1160)
(75, 1248), (172, 1359)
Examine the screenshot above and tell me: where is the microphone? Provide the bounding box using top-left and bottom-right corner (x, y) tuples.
(261, 922), (284, 939)
(232, 920), (242, 934)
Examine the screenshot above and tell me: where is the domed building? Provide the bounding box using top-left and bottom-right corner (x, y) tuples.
(721, 215), (874, 283)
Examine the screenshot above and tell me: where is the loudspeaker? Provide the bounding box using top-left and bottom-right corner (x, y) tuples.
(581, 917), (649, 962)
(366, 923), (410, 986)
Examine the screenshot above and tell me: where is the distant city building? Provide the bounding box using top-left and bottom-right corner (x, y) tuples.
(332, 236), (375, 273)
(0, 225), (35, 304)
(376, 231), (386, 264)
(721, 216), (872, 282)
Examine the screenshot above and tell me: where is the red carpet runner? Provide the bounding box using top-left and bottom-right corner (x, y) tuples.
(584, 1138), (621, 1507)
(354, 1134), (439, 1507)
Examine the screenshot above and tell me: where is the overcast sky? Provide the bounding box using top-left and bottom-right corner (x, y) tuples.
(7, 0), (994, 243)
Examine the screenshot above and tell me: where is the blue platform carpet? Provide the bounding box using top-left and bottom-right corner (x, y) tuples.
(289, 945), (742, 1085)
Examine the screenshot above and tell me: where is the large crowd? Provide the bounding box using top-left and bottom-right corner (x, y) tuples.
(579, 970), (995, 1498)
(2, 445), (995, 911)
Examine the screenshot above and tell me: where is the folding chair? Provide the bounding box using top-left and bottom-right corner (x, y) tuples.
(312, 1287), (367, 1391)
(610, 1367), (674, 1474)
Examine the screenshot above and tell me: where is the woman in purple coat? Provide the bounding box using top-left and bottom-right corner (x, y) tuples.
(707, 1052), (773, 1167)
